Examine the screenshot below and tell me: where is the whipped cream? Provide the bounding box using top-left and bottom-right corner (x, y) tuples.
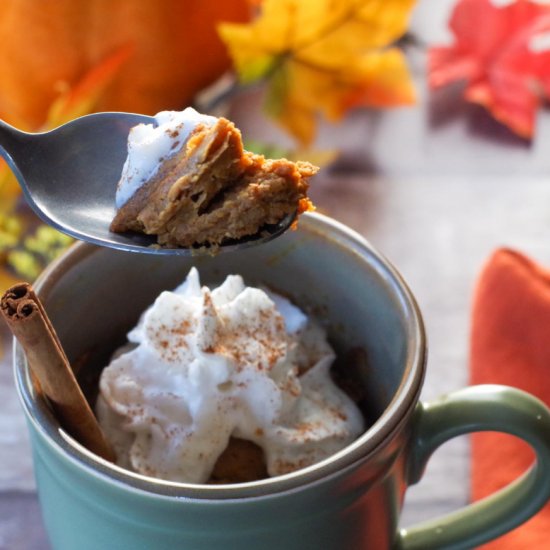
(115, 108), (217, 208)
(96, 268), (364, 483)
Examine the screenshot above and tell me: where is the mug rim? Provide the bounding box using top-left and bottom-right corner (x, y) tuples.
(14, 212), (427, 499)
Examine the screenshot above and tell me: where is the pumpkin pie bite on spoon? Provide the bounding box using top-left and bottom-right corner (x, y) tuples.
(110, 108), (316, 249)
(0, 109), (316, 255)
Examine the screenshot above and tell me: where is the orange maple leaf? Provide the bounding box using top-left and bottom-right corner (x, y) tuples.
(219, 0), (417, 145)
(0, 45), (131, 294)
(44, 44), (133, 129)
(0, 44), (132, 213)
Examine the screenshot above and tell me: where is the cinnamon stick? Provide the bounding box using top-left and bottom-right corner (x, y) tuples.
(1, 283), (114, 462)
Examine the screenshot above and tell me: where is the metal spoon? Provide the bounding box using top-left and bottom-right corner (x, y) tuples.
(0, 113), (295, 255)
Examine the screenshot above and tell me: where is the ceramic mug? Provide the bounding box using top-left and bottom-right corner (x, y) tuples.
(14, 213), (550, 549)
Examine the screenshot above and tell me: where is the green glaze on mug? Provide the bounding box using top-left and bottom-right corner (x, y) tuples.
(13, 213), (550, 549)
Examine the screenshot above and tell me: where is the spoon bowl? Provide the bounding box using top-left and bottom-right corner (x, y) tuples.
(0, 113), (295, 254)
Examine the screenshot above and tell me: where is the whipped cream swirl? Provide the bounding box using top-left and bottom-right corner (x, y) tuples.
(97, 268), (364, 483)
(116, 108), (217, 208)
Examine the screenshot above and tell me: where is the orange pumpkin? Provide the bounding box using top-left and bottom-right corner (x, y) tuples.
(0, 0), (250, 128)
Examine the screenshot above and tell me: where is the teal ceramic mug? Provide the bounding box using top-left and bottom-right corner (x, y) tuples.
(14, 213), (550, 549)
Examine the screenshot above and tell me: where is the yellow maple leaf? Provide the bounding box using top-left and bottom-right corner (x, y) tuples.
(219, 0), (417, 145)
(0, 164), (21, 214)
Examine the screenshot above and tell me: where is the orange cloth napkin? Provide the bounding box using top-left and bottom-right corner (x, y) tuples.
(470, 248), (550, 549)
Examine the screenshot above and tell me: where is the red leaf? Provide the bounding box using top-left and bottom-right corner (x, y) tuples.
(428, 0), (550, 138)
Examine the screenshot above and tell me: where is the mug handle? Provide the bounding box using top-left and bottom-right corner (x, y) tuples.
(394, 384), (550, 550)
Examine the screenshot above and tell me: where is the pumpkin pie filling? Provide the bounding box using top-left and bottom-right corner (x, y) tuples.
(110, 112), (317, 248)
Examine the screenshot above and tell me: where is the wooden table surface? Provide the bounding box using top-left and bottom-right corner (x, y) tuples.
(3, 2), (550, 548)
